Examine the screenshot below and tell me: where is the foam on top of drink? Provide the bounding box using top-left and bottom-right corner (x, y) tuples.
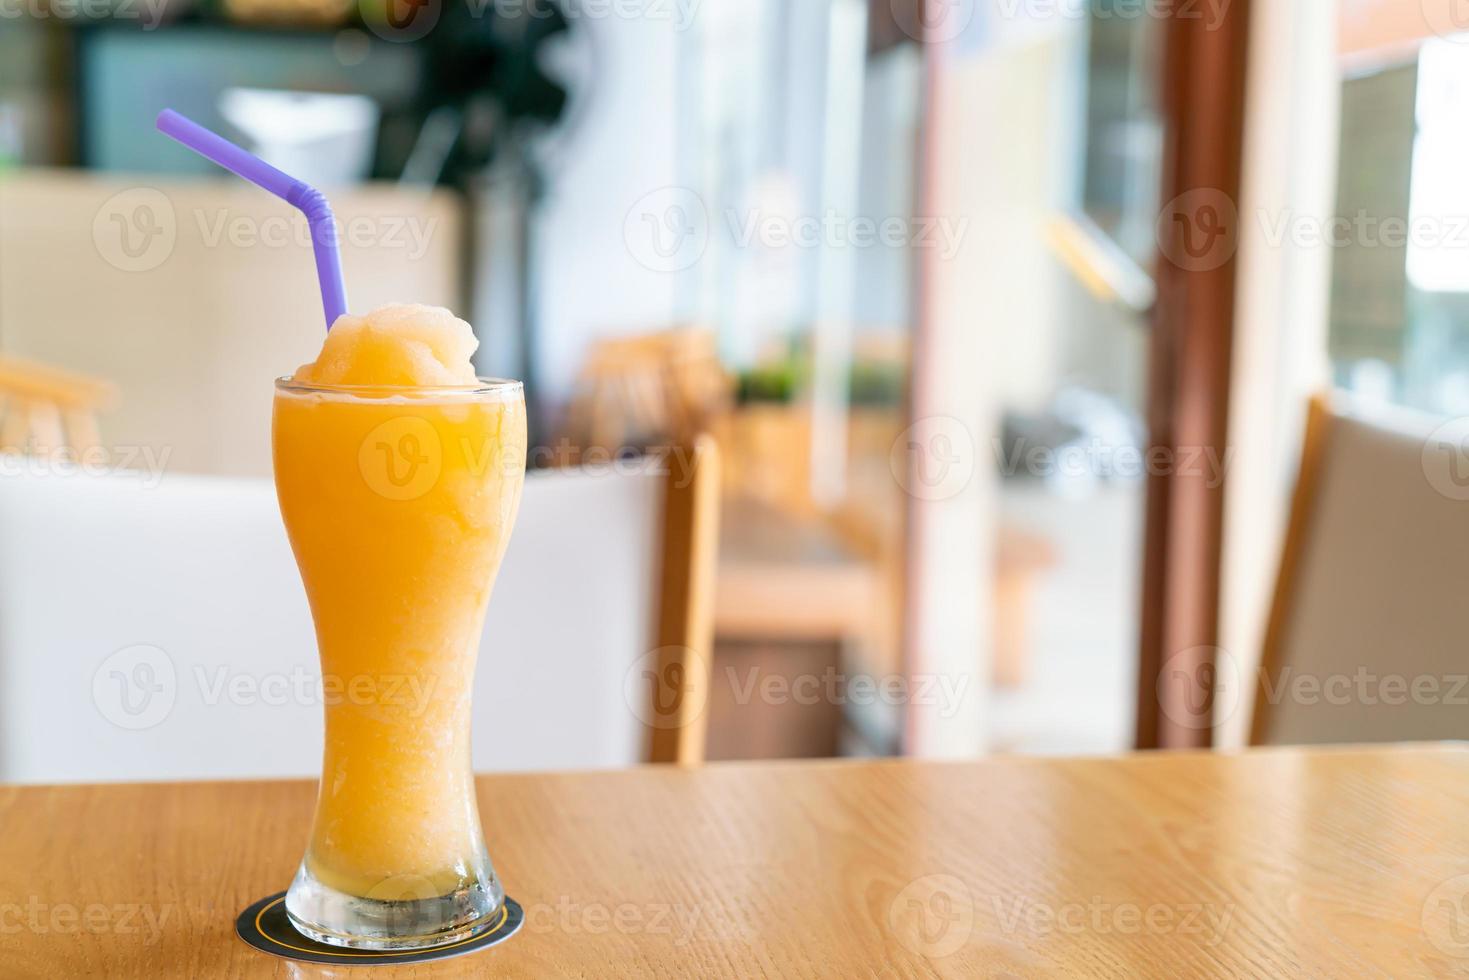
(293, 303), (479, 386)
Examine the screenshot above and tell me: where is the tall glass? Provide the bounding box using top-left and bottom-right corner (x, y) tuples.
(272, 377), (526, 950)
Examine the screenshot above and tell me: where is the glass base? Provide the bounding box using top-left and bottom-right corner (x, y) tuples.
(284, 861), (505, 951)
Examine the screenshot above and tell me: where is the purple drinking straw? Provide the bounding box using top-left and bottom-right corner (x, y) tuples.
(155, 108), (348, 330)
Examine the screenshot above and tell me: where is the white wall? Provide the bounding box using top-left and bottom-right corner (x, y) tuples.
(530, 12), (685, 402)
(1217, 0), (1338, 748)
(525, 0), (871, 401)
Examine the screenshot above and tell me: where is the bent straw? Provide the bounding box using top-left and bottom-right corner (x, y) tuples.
(156, 108), (348, 329)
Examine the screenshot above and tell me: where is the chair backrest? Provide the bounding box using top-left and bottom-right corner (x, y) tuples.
(0, 454), (717, 783)
(1250, 395), (1469, 745)
(644, 434), (721, 765)
(0, 355), (115, 454)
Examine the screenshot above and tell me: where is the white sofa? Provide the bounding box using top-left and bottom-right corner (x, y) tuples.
(0, 465), (661, 783)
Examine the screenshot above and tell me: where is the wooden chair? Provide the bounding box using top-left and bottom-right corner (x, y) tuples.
(646, 434), (722, 765)
(477, 437), (721, 772)
(0, 355), (114, 454)
(0, 441), (720, 782)
(1250, 394), (1469, 745)
(560, 329), (731, 457)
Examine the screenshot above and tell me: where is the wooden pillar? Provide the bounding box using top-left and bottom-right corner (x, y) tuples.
(1136, 0), (1253, 749)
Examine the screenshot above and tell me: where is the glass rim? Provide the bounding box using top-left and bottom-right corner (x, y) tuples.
(275, 376), (523, 397)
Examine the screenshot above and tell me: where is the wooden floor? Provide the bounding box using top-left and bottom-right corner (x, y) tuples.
(3, 745), (1469, 977)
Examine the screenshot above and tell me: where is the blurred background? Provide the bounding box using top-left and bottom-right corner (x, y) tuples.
(1, 0), (1466, 776)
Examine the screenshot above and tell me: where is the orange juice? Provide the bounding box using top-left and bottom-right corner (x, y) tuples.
(274, 304), (525, 949)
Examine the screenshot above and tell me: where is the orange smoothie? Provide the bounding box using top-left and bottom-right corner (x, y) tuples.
(275, 305), (525, 943)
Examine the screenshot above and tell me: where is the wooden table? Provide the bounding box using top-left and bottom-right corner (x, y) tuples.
(714, 497), (878, 641)
(4, 745), (1469, 978)
(710, 497), (884, 759)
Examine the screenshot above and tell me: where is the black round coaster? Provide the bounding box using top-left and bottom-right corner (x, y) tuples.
(236, 893), (523, 965)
